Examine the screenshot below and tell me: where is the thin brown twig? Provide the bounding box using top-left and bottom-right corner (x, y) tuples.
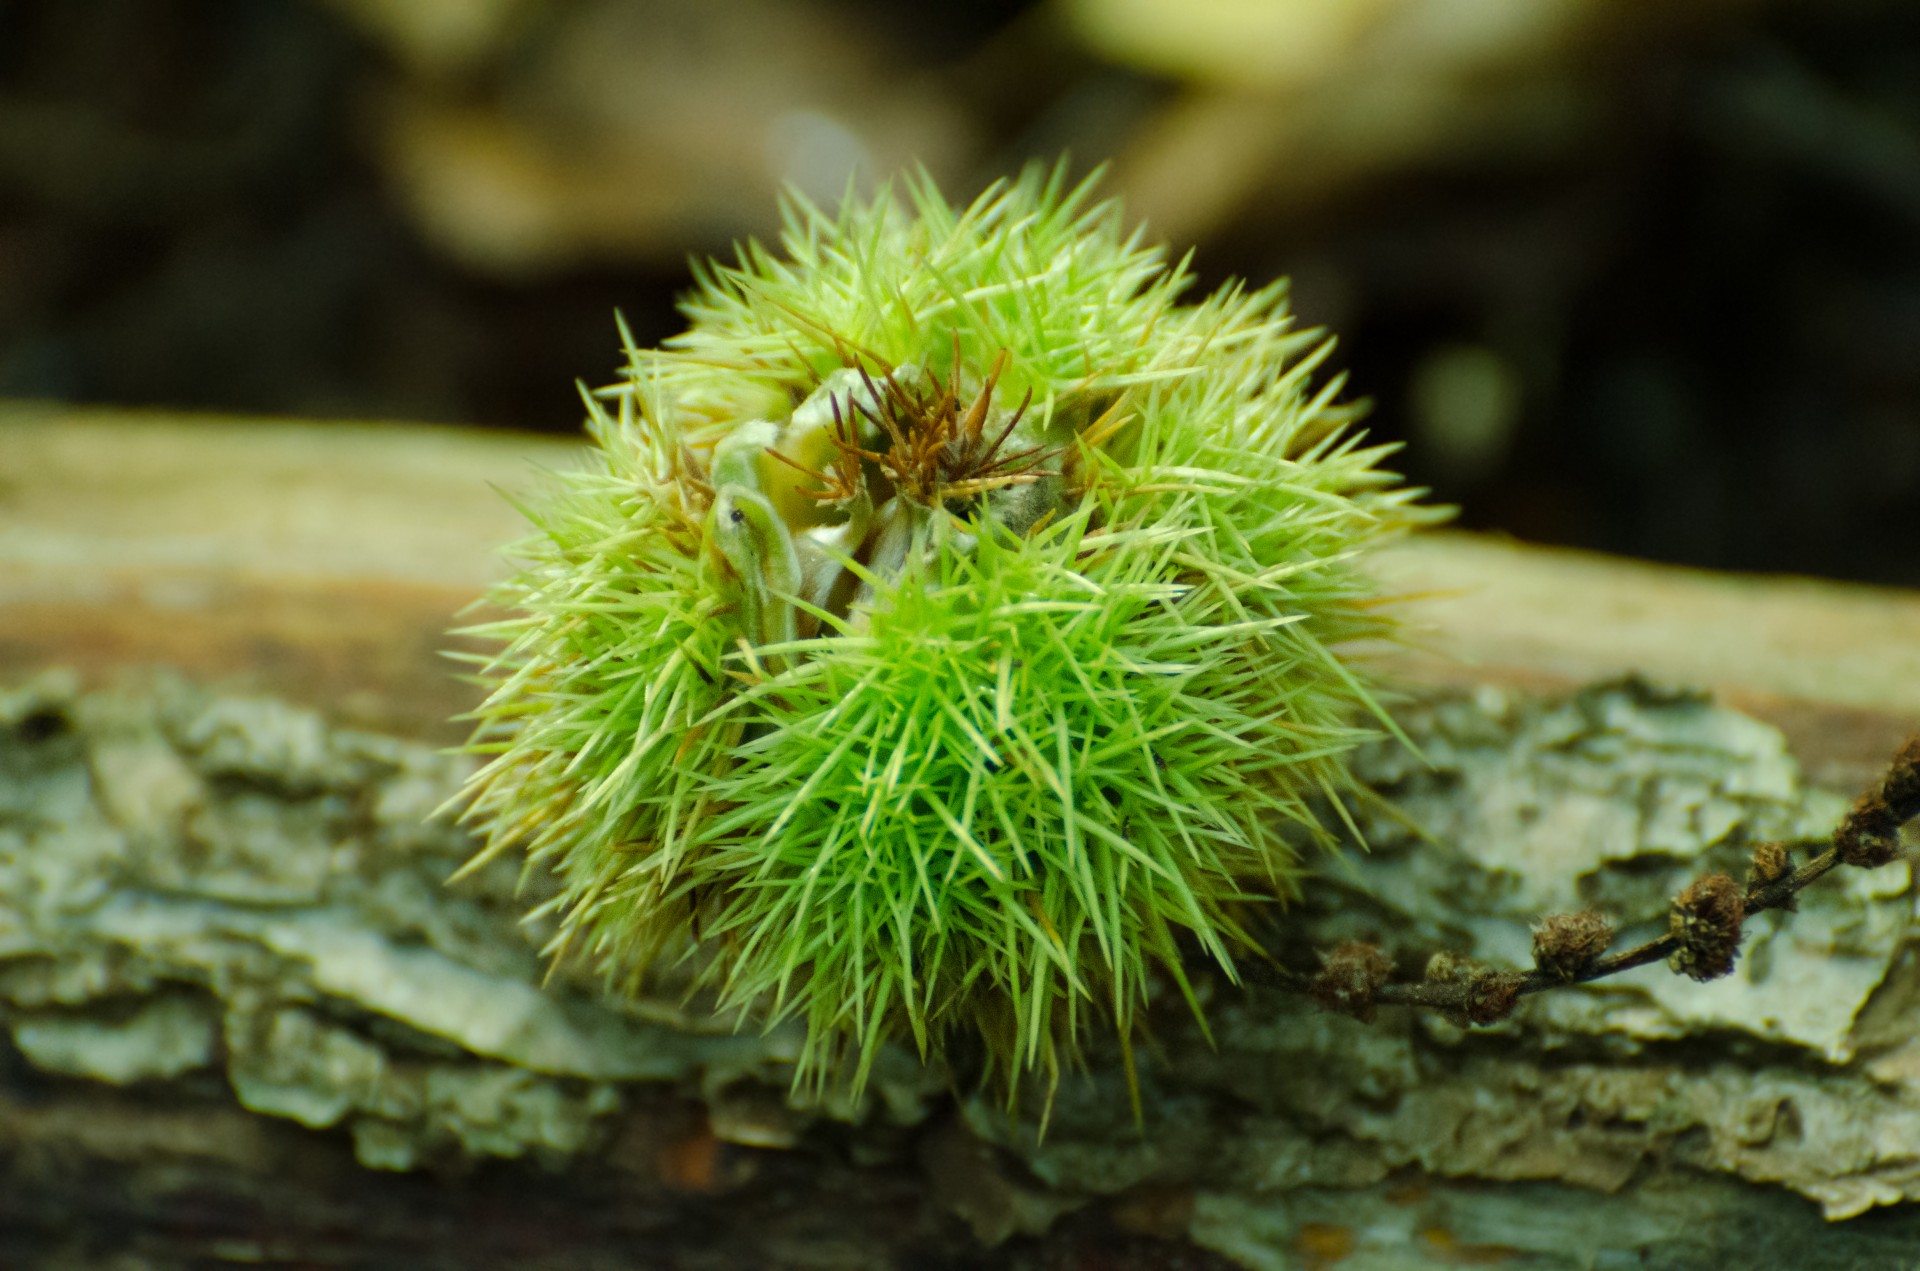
(1251, 735), (1920, 1028)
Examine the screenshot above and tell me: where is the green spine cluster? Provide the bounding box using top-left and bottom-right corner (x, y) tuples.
(455, 166), (1426, 1106)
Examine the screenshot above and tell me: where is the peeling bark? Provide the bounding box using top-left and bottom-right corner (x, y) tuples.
(3, 671), (1916, 1269)
(5, 410), (1919, 1267)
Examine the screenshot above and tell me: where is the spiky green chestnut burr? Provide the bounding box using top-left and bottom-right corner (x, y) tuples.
(454, 166), (1427, 1107)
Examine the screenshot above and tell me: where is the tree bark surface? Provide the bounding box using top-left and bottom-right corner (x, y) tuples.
(3, 406), (1917, 1269)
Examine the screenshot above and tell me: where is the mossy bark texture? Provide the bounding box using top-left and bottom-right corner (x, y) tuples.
(3, 670), (1916, 1270)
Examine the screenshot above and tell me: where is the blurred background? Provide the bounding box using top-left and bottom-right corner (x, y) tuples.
(1, 0), (1916, 585)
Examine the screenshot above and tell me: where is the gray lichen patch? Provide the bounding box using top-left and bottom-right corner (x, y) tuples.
(10, 992), (216, 1083)
(0, 670), (881, 1172)
(2, 670), (1915, 1260)
(222, 999), (623, 1170)
(961, 678), (1916, 1256)
(1186, 1169), (1911, 1271)
(1338, 678), (1901, 1059)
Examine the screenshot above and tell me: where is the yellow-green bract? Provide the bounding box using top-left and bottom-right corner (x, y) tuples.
(453, 165), (1427, 1110)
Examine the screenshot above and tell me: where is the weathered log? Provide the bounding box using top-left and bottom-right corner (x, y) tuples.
(8, 403), (1915, 769)
(3, 406), (1918, 1269)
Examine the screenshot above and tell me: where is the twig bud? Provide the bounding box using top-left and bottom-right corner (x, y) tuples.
(1747, 841), (1791, 886)
(1422, 952), (1523, 1027)
(1835, 736), (1920, 869)
(1746, 841), (1796, 911)
(1460, 971), (1526, 1026)
(1887, 736), (1920, 821)
(1667, 873), (1745, 982)
(1310, 941), (1394, 1022)
(1531, 911), (1614, 982)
